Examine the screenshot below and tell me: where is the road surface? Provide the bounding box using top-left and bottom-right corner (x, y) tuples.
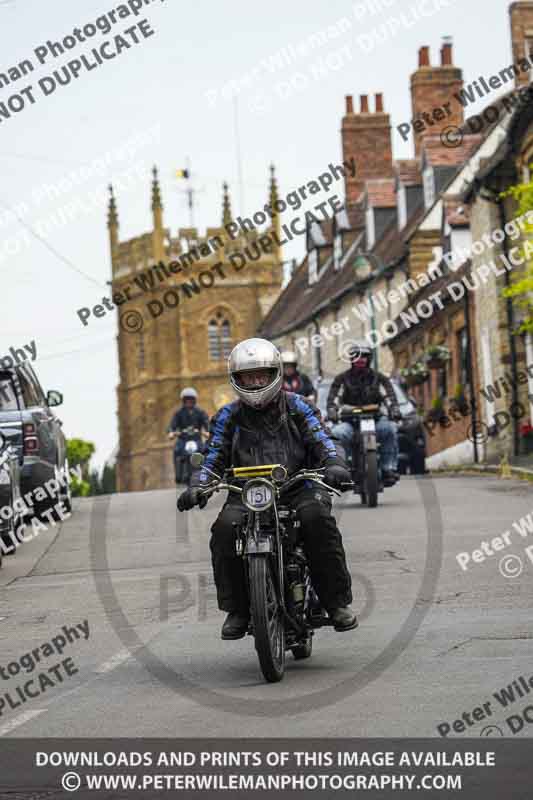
(0, 473), (532, 738)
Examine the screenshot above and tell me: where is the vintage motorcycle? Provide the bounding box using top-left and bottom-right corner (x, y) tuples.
(338, 403), (383, 508)
(170, 426), (203, 485)
(192, 453), (351, 683)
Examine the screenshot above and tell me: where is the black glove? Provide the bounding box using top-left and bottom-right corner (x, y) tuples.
(324, 463), (351, 489)
(177, 487), (208, 512)
(327, 406), (338, 423)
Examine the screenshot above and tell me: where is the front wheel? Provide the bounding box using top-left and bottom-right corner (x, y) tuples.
(365, 450), (379, 508)
(249, 556), (285, 683)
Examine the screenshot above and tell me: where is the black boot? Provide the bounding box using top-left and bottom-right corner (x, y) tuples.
(328, 606), (358, 632)
(383, 470), (399, 487)
(221, 611), (249, 640)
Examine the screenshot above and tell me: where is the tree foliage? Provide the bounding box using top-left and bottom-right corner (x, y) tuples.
(501, 177), (533, 333)
(65, 438), (116, 496)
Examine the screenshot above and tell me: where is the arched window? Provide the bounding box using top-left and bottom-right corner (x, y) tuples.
(208, 312), (232, 360)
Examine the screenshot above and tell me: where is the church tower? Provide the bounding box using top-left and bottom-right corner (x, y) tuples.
(110, 167), (283, 492)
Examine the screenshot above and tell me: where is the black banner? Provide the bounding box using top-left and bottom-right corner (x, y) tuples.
(0, 739), (532, 798)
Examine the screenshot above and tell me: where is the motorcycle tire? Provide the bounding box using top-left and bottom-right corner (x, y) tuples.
(366, 450), (379, 508)
(249, 556), (285, 683)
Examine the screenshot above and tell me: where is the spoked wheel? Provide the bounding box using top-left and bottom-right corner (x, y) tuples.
(358, 449), (367, 505)
(249, 556), (285, 683)
(366, 450), (379, 508)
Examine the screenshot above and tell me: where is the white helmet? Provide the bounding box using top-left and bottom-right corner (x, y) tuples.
(180, 387), (198, 400)
(281, 350), (297, 366)
(228, 338), (282, 409)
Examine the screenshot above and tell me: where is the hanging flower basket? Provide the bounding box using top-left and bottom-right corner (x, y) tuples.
(400, 362), (429, 387)
(425, 344), (451, 370)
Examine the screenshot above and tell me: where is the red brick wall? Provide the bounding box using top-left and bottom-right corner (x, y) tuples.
(341, 94), (394, 205)
(392, 298), (481, 461)
(509, 1), (533, 87)
(410, 45), (464, 158)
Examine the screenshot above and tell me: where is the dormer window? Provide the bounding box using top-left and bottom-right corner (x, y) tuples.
(365, 207), (375, 249)
(308, 249), (318, 284)
(423, 167), (435, 209)
(397, 184), (407, 230)
(333, 233), (343, 270)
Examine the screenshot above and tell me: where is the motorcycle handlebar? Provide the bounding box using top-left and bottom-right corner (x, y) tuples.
(197, 469), (344, 498)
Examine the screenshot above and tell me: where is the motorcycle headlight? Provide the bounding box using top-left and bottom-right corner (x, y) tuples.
(243, 479), (274, 512)
(184, 440), (198, 454)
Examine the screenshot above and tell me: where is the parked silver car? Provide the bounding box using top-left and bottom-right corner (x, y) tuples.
(0, 431), (24, 561)
(0, 363), (71, 519)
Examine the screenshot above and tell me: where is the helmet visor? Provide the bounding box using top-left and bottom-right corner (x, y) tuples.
(233, 368), (278, 390)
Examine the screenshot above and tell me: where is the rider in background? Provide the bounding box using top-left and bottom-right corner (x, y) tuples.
(177, 338), (356, 641)
(167, 387), (209, 484)
(327, 341), (401, 485)
(281, 351), (315, 400)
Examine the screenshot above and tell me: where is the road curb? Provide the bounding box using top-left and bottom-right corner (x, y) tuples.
(429, 464), (533, 481)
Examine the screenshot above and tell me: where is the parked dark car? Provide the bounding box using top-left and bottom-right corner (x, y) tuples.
(0, 431), (24, 561)
(315, 376), (427, 475)
(391, 381), (427, 475)
(0, 363), (71, 518)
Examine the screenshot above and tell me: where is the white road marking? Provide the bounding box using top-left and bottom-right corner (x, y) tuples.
(94, 649), (135, 674)
(0, 708), (46, 736)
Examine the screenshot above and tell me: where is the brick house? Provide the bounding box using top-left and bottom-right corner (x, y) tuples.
(261, 2), (533, 469)
(261, 39), (473, 385)
(389, 1), (533, 466)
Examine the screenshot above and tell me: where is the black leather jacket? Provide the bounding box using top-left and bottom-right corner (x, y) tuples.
(327, 368), (399, 416)
(168, 406), (209, 436)
(193, 391), (344, 486)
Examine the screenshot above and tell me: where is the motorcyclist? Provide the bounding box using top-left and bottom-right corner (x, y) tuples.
(327, 341), (401, 485)
(177, 338), (357, 640)
(167, 388), (209, 484)
(281, 350), (315, 400)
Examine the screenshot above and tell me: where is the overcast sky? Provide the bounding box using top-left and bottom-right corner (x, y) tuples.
(0, 0), (518, 469)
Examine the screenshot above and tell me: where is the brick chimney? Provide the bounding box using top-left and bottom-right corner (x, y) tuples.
(341, 92), (394, 206)
(510, 2), (533, 87)
(410, 39), (464, 157)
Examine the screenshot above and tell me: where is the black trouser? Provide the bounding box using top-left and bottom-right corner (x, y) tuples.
(209, 487), (352, 613)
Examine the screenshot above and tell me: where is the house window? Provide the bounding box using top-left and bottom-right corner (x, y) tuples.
(333, 233), (343, 270)
(308, 249), (318, 284)
(397, 185), (407, 230)
(365, 207), (375, 249)
(457, 328), (469, 388)
(208, 312), (233, 360)
(423, 167), (435, 209)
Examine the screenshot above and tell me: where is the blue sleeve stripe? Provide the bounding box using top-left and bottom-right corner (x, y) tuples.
(292, 394), (337, 457)
(202, 403), (233, 479)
